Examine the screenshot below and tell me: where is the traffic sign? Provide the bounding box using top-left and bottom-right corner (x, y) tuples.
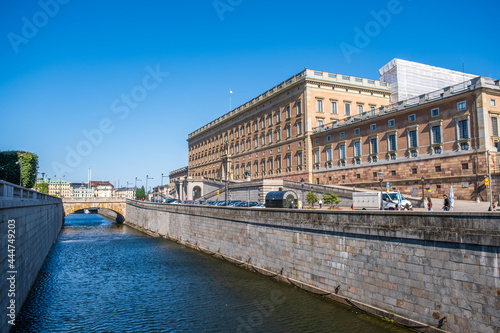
(386, 182), (390, 190)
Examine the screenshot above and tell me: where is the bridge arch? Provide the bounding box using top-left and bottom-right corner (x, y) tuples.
(62, 198), (127, 223)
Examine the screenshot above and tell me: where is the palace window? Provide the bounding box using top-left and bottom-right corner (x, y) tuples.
(354, 141), (361, 157)
(339, 144), (346, 159)
(331, 101), (337, 114)
(431, 124), (442, 144)
(458, 119), (469, 140)
(370, 138), (378, 154)
(345, 103), (351, 116)
(491, 117), (499, 137)
(357, 104), (364, 115)
(315, 149), (320, 163)
(316, 99), (324, 113)
(388, 133), (397, 151)
(408, 129), (418, 148)
(457, 101), (466, 111)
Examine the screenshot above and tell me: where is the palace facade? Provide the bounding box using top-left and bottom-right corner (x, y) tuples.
(187, 69), (391, 183)
(186, 64), (500, 200)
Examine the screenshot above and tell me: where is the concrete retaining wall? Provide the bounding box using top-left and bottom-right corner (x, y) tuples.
(0, 181), (63, 333)
(125, 201), (499, 333)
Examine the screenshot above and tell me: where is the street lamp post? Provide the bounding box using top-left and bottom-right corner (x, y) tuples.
(18, 152), (23, 186)
(146, 175), (154, 199)
(161, 173), (168, 186)
(135, 177), (142, 200)
(378, 169), (384, 210)
(421, 176), (425, 208)
(300, 178), (305, 209)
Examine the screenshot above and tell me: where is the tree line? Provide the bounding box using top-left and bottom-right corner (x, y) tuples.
(0, 151), (38, 188)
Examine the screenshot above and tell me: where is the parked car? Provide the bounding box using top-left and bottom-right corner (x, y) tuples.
(236, 201), (259, 207)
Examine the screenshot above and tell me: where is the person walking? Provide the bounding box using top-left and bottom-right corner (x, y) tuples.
(427, 197), (433, 211)
(318, 199), (323, 209)
(442, 194), (450, 211)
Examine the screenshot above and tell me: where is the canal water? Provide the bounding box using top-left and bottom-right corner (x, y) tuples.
(13, 214), (412, 332)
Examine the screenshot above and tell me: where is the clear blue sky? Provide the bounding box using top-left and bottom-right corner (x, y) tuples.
(1, 0), (499, 190)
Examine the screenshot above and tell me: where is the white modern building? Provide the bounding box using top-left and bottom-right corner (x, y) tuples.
(379, 58), (477, 103)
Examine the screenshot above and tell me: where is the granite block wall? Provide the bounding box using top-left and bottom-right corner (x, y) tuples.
(125, 202), (499, 333)
(0, 199), (63, 333)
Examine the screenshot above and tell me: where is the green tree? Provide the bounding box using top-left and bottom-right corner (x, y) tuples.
(136, 186), (147, 200)
(323, 191), (342, 207)
(0, 151), (38, 187)
(306, 191), (318, 206)
(34, 182), (48, 194)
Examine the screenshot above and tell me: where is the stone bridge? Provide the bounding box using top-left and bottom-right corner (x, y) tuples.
(62, 197), (128, 221)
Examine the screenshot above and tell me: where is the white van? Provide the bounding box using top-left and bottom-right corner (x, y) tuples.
(383, 192), (413, 210)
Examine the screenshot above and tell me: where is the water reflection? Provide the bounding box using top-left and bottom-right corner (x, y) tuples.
(13, 214), (411, 332)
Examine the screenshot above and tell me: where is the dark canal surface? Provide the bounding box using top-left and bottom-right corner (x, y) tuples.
(13, 214), (412, 332)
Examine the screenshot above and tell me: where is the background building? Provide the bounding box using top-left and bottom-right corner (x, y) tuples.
(379, 58), (477, 103)
(71, 182), (94, 198)
(90, 181), (114, 197)
(114, 187), (135, 199)
(45, 179), (71, 197)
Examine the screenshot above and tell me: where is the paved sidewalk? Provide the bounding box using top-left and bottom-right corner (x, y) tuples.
(309, 199), (497, 212)
(412, 199), (495, 212)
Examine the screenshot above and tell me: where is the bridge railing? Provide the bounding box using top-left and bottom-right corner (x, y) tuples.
(0, 180), (60, 202)
(62, 197), (127, 202)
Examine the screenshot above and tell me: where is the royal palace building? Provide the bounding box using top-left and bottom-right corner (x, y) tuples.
(310, 76), (500, 200)
(187, 69), (391, 184)
(187, 64), (500, 200)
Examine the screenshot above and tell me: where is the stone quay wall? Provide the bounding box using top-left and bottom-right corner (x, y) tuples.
(125, 201), (499, 333)
(0, 181), (63, 333)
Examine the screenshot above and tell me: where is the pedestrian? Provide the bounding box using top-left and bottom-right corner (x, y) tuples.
(319, 199), (323, 209)
(442, 194), (450, 211)
(493, 201), (497, 212)
(427, 197), (433, 211)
